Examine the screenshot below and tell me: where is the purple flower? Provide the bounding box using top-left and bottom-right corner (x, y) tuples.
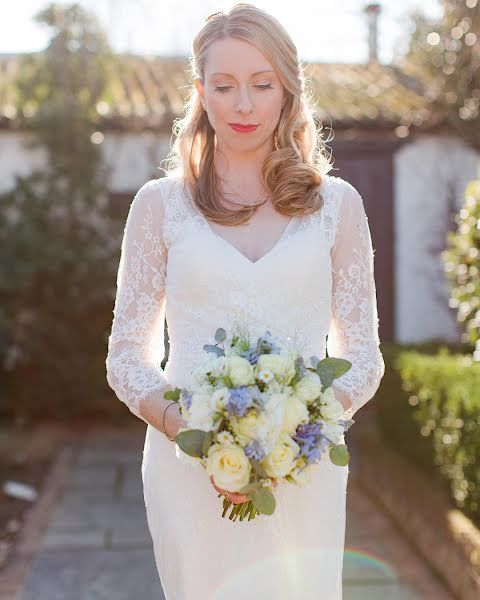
(180, 389), (192, 410)
(225, 386), (255, 417)
(305, 445), (322, 464)
(240, 347), (259, 365)
(293, 422), (327, 465)
(244, 440), (266, 461)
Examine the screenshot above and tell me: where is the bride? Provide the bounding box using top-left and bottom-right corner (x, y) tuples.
(106, 3), (385, 599)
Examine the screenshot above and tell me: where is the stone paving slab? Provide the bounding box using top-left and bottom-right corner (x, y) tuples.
(21, 549), (163, 600)
(343, 582), (423, 600)
(15, 428), (454, 599)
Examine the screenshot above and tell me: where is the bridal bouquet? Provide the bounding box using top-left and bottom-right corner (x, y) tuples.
(163, 326), (355, 523)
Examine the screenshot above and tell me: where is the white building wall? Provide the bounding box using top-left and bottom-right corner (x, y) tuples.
(0, 131), (170, 194)
(394, 135), (479, 344)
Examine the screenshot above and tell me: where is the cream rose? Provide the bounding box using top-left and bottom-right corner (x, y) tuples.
(206, 443), (252, 492)
(294, 372), (321, 404)
(282, 395), (309, 436)
(231, 409), (260, 445)
(320, 387), (345, 421)
(228, 356), (254, 387)
(261, 432), (300, 478)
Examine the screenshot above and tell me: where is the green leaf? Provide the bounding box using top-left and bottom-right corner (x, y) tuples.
(317, 358), (351, 389)
(201, 431), (214, 456)
(163, 388), (181, 401)
(203, 344), (225, 357)
(215, 327), (227, 343)
(329, 444), (350, 466)
(251, 487), (276, 515)
(238, 481), (262, 495)
(176, 430), (213, 458)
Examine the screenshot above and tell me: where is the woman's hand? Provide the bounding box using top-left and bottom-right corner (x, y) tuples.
(164, 402), (188, 441)
(209, 475), (278, 504)
(209, 475), (249, 504)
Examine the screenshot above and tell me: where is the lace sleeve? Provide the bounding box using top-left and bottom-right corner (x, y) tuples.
(326, 180), (385, 419)
(105, 179), (170, 423)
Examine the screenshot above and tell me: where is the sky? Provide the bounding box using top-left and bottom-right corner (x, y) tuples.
(1, 0), (443, 63)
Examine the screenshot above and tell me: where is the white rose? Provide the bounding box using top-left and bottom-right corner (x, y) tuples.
(319, 387), (345, 421)
(187, 393), (216, 431)
(262, 432), (300, 478)
(206, 443), (252, 492)
(228, 356), (254, 387)
(294, 372), (321, 404)
(263, 392), (288, 430)
(255, 412), (282, 454)
(282, 395), (309, 436)
(190, 363), (215, 393)
(211, 387), (229, 411)
(257, 353), (295, 384)
(210, 356), (229, 378)
(321, 387), (336, 404)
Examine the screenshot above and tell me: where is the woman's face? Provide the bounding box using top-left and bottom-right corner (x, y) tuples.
(195, 37), (287, 154)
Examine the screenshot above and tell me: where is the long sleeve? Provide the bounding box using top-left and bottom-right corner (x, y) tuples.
(326, 180), (385, 420)
(105, 179), (170, 423)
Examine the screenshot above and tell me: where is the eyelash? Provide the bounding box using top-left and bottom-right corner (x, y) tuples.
(214, 84), (273, 93)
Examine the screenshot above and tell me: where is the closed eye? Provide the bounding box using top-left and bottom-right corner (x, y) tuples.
(214, 84), (273, 93)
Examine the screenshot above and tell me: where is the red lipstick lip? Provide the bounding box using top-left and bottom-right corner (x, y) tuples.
(229, 123), (259, 132)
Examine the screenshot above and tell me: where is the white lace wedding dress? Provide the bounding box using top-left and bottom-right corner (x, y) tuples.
(105, 173), (385, 600)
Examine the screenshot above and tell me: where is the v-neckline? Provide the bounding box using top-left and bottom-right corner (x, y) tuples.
(180, 179), (300, 266)
(203, 213), (298, 266)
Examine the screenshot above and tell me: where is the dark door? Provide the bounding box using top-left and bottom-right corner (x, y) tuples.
(329, 138), (403, 343)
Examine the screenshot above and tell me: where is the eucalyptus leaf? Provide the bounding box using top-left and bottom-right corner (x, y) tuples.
(203, 344), (225, 357)
(319, 357), (352, 378)
(309, 355), (320, 369)
(176, 430), (212, 458)
(238, 481), (262, 495)
(316, 361), (335, 389)
(215, 327), (227, 342)
(251, 487), (276, 515)
(329, 444), (350, 466)
(163, 388), (181, 402)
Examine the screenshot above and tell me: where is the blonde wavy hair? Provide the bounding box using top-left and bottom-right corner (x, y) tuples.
(162, 2), (334, 225)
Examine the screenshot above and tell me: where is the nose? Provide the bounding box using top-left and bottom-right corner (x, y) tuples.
(235, 85), (253, 113)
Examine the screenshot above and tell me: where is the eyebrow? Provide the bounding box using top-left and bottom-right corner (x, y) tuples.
(209, 70), (276, 78)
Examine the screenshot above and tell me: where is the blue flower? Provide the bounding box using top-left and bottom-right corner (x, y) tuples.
(225, 386), (255, 417)
(240, 347), (259, 365)
(293, 422), (326, 464)
(244, 440), (266, 461)
(180, 389), (192, 410)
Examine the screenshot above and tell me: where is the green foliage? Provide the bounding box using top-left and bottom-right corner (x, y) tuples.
(251, 487), (276, 515)
(404, 0), (480, 150)
(175, 430), (213, 458)
(329, 444), (350, 466)
(0, 3), (124, 421)
(441, 179), (480, 353)
(376, 341), (479, 526)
